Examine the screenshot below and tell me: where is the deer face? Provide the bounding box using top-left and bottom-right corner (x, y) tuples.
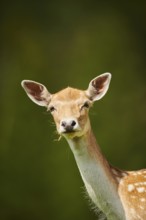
(21, 73), (111, 139)
(47, 87), (92, 138)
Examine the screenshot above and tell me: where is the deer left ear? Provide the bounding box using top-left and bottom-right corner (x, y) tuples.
(21, 80), (51, 107)
(86, 73), (112, 101)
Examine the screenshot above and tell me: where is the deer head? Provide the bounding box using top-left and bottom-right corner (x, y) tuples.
(21, 73), (111, 139)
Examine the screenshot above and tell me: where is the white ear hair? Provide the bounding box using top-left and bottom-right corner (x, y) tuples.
(21, 80), (51, 107)
(86, 73), (112, 101)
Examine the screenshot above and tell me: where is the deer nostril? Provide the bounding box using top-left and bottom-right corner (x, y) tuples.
(61, 121), (66, 128)
(71, 120), (76, 127)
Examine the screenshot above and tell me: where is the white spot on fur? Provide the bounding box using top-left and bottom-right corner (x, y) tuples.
(140, 198), (146, 202)
(137, 187), (145, 193)
(128, 184), (135, 192)
(131, 172), (137, 176)
(134, 182), (140, 186)
(134, 181), (146, 186)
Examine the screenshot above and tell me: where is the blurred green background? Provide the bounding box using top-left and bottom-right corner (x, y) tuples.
(1, 1), (146, 220)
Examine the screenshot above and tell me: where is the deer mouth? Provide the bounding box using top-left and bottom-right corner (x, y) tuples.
(63, 127), (75, 133)
(63, 129), (78, 134)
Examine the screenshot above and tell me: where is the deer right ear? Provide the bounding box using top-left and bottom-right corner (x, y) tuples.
(86, 73), (112, 101)
(21, 80), (51, 107)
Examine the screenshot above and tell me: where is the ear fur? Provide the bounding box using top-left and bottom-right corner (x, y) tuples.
(21, 80), (51, 107)
(86, 73), (112, 101)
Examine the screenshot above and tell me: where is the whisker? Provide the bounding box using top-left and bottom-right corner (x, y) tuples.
(50, 121), (56, 127)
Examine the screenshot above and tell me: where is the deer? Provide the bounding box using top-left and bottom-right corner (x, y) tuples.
(21, 73), (146, 220)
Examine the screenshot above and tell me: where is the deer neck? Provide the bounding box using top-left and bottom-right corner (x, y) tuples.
(66, 128), (126, 220)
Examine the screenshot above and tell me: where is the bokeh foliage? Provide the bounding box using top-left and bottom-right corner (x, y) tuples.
(0, 1), (146, 219)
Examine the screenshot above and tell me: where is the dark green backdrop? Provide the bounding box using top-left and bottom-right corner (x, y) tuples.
(1, 1), (146, 220)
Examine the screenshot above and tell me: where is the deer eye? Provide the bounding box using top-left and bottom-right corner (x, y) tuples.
(81, 101), (90, 109)
(49, 106), (56, 112)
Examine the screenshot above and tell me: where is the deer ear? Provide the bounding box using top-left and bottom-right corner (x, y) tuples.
(21, 80), (51, 107)
(86, 73), (112, 101)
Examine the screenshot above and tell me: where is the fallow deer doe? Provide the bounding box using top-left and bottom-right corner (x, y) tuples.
(21, 73), (146, 220)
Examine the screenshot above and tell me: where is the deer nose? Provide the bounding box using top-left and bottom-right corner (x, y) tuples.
(60, 119), (77, 133)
